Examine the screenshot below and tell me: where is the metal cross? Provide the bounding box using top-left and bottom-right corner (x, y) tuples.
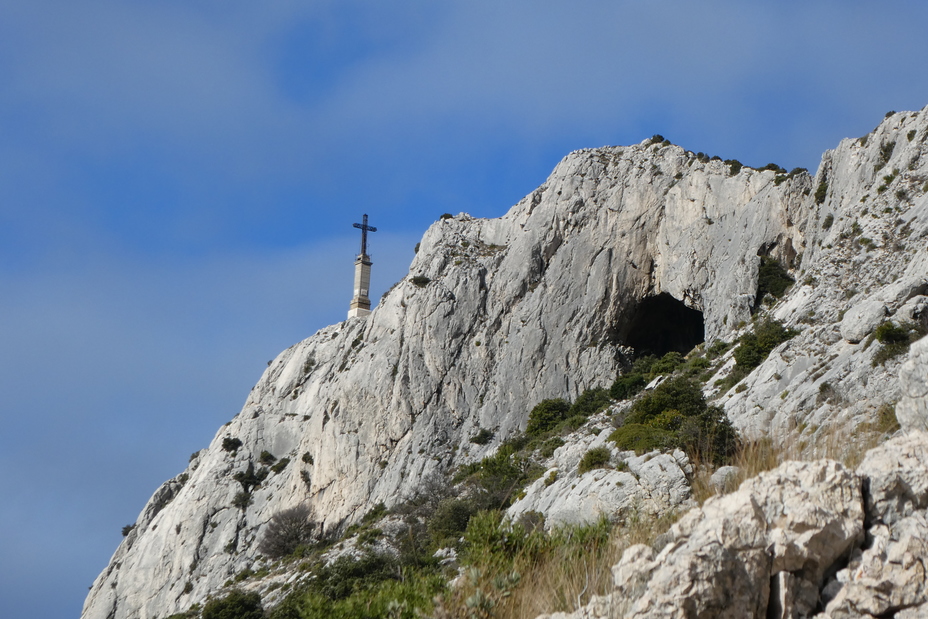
(352, 214), (377, 256)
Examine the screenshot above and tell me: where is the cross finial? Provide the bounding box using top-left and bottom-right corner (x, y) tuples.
(352, 214), (377, 257)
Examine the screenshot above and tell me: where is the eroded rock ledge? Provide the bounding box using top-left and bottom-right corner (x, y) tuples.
(539, 431), (928, 619)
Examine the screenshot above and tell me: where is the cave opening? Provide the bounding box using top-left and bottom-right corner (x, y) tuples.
(624, 293), (705, 357)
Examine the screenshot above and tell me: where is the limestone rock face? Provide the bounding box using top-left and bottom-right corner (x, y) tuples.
(539, 458), (865, 619)
(541, 433), (928, 619)
(82, 107), (928, 619)
(897, 337), (928, 432)
(716, 107), (928, 446)
(507, 437), (694, 528)
(83, 132), (808, 619)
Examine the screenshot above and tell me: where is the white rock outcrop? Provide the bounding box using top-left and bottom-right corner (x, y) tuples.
(897, 337), (928, 432)
(541, 432), (928, 619)
(83, 107), (928, 619)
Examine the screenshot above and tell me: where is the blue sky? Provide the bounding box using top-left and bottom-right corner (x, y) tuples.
(1, 1), (927, 616)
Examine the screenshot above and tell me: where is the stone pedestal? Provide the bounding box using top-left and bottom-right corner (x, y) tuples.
(348, 254), (372, 318)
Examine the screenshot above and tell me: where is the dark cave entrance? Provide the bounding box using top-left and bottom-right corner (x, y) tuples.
(624, 293), (705, 357)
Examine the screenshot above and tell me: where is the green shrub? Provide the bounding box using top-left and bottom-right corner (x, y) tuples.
(410, 275), (431, 288)
(683, 356), (711, 379)
(221, 437), (242, 452)
(875, 141), (894, 171)
(233, 462), (268, 492)
(270, 457), (290, 474)
(610, 373), (647, 400)
(871, 322), (926, 367)
(440, 213), (454, 220)
(122, 524), (135, 537)
(539, 437), (565, 458)
(724, 159), (743, 175)
(526, 399), (571, 436)
(675, 405), (739, 464)
(470, 428), (495, 445)
(648, 408), (684, 431)
(313, 553), (402, 601)
(610, 355), (659, 399)
(453, 435), (536, 510)
(555, 414), (588, 434)
(733, 319), (798, 374)
(814, 180), (828, 204)
(201, 590), (263, 619)
(577, 447), (612, 474)
(755, 256), (794, 306)
(231, 492), (253, 510)
(427, 498), (476, 547)
(272, 567), (443, 619)
(823, 214), (834, 230)
(875, 322), (909, 344)
(259, 450), (276, 465)
(612, 376), (739, 463)
(650, 351), (684, 376)
(625, 377), (707, 425)
(569, 388), (611, 417)
(706, 340), (731, 359)
(608, 424), (672, 453)
(301, 452), (314, 465)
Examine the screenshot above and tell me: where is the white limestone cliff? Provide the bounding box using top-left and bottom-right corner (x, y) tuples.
(82, 107), (928, 619)
(716, 107), (928, 447)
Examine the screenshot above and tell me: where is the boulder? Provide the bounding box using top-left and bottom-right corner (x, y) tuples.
(897, 338), (928, 432)
(840, 299), (888, 343)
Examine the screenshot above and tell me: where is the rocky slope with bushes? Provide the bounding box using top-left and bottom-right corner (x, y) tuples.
(82, 107), (928, 619)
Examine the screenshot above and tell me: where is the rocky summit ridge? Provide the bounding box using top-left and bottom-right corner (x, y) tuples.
(83, 106), (928, 619)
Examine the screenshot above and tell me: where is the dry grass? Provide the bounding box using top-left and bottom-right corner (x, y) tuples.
(434, 511), (682, 619)
(692, 409), (898, 506)
(435, 405), (902, 619)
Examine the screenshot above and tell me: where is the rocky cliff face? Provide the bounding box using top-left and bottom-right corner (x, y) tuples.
(539, 430), (928, 619)
(82, 107), (928, 619)
(718, 108), (928, 445)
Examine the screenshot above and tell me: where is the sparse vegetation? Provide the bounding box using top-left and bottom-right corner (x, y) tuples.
(202, 590), (263, 619)
(470, 428), (495, 445)
(271, 457), (291, 474)
(231, 491), (253, 510)
(713, 319), (798, 394)
(410, 275), (431, 288)
(872, 321), (926, 366)
(526, 399), (571, 437)
(755, 256), (794, 307)
(875, 141), (894, 171)
(610, 376), (738, 464)
(259, 505), (319, 559)
(577, 446), (612, 474)
(221, 437), (242, 452)
(814, 180), (828, 204)
(733, 319), (798, 374)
